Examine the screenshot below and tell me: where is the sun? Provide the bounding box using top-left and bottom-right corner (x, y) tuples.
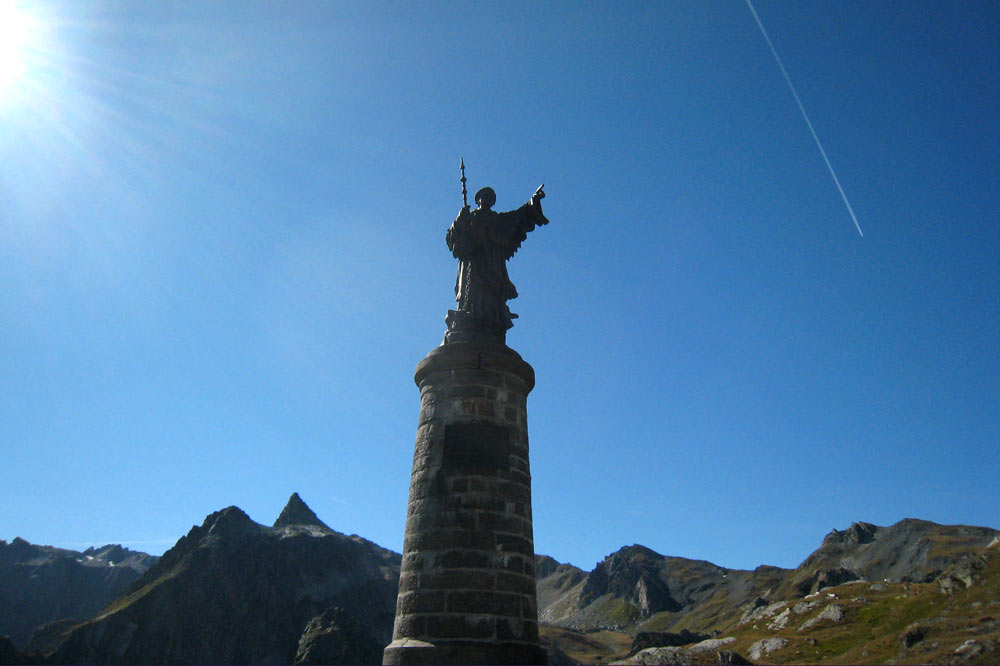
(0, 0), (34, 90)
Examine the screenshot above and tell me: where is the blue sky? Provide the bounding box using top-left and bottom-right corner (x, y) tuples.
(1, 1), (997, 572)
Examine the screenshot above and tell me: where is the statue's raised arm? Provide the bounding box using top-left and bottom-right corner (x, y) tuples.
(444, 183), (550, 345)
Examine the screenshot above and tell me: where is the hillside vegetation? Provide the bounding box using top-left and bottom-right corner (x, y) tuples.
(541, 528), (1000, 665)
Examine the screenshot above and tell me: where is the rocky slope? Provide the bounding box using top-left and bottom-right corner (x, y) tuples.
(537, 545), (790, 634)
(538, 520), (999, 664)
(679, 536), (1000, 665)
(38, 494), (400, 665)
(537, 519), (998, 636)
(0, 538), (157, 648)
(779, 519), (999, 596)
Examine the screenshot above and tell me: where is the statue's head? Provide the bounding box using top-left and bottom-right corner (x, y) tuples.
(475, 187), (496, 210)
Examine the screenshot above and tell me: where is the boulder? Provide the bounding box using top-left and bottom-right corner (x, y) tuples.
(293, 607), (381, 665)
(798, 603), (844, 631)
(630, 629), (710, 653)
(748, 637), (787, 661)
(900, 624), (925, 648)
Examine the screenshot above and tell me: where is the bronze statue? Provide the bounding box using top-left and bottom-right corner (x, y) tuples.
(444, 168), (548, 345)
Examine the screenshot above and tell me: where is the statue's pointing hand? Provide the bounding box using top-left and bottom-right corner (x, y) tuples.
(531, 184), (545, 209)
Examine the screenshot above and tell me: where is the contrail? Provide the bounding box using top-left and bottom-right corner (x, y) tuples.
(745, 0), (864, 237)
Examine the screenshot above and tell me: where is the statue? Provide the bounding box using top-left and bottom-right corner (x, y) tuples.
(444, 164), (548, 345)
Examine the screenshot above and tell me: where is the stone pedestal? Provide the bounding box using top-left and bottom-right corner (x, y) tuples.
(383, 342), (546, 665)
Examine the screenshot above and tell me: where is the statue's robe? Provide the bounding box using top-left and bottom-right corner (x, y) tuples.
(446, 198), (548, 336)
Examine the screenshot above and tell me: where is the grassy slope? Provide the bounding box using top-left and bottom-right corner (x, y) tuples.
(542, 542), (1000, 665)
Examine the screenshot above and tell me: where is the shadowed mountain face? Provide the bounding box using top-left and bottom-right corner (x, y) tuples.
(0, 538), (158, 648)
(42, 494), (400, 665)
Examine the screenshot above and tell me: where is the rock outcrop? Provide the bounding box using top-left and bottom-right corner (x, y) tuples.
(630, 629), (711, 653)
(293, 606), (383, 665)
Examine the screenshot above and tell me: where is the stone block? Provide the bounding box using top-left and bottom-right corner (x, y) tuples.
(496, 572), (536, 595)
(434, 550), (493, 569)
(494, 618), (539, 642)
(398, 572), (421, 594)
(503, 375), (530, 395)
(405, 530), (495, 552)
(420, 570), (494, 591)
(496, 481), (531, 503)
(458, 494), (506, 512)
(495, 618), (524, 641)
(429, 510), (476, 531)
(500, 555), (527, 574)
(448, 368), (502, 386)
(392, 614), (426, 639)
(397, 591), (447, 614)
(478, 512), (527, 536)
(521, 596), (537, 618)
(446, 385), (485, 399)
(446, 591), (522, 616)
(424, 615), (495, 640)
(509, 469), (531, 486)
(402, 553), (427, 571)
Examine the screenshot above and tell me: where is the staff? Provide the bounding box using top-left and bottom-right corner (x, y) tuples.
(460, 158), (468, 208)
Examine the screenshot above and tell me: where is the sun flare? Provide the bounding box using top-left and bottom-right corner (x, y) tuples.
(0, 0), (34, 90)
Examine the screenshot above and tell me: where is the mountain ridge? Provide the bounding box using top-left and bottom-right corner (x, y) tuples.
(0, 537), (158, 648)
(39, 494), (400, 665)
(535, 518), (999, 637)
(3, 499), (997, 665)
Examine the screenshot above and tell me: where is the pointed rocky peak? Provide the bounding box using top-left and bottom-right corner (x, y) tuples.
(273, 492), (331, 530)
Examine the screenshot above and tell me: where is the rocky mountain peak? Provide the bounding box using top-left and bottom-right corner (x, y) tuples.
(580, 544), (681, 615)
(823, 521), (878, 545)
(3, 537), (35, 560)
(273, 492), (331, 530)
(535, 554), (562, 579)
(83, 544), (129, 563)
(205, 506), (261, 538)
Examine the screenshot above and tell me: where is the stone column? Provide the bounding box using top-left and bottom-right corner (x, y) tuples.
(383, 341), (546, 665)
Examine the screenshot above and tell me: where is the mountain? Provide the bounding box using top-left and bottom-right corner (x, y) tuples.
(614, 535), (1000, 665)
(0, 537), (157, 648)
(779, 519), (1000, 596)
(537, 545), (790, 634)
(9, 507), (997, 665)
(38, 494), (400, 665)
(537, 519), (1000, 665)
